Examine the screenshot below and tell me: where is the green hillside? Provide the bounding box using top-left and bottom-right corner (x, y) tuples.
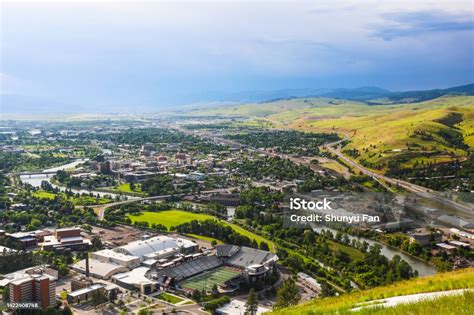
(270, 268), (474, 315)
(290, 96), (473, 171)
(193, 95), (474, 172)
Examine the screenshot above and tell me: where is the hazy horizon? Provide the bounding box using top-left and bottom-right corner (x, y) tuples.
(1, 0), (473, 113)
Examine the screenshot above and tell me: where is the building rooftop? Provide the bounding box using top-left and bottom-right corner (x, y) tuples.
(68, 284), (104, 297)
(226, 246), (278, 269)
(72, 259), (128, 279)
(112, 267), (153, 286)
(93, 249), (140, 262)
(115, 235), (195, 258)
(436, 243), (456, 250)
(449, 240), (470, 247)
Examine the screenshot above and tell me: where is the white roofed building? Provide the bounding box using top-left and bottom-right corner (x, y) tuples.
(92, 249), (140, 268)
(114, 235), (198, 260)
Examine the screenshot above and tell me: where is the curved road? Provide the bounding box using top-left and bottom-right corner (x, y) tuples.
(178, 125), (472, 218)
(323, 139), (473, 218)
(92, 188), (236, 219)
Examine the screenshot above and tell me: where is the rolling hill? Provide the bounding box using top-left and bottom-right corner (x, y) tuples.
(193, 94), (473, 173)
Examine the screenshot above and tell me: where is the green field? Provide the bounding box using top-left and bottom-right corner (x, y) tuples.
(127, 210), (276, 252)
(32, 190), (111, 205)
(180, 267), (241, 291)
(156, 292), (184, 304)
(32, 190), (56, 199)
(127, 210), (215, 230)
(187, 234), (224, 245)
(226, 222), (277, 252)
(327, 240), (365, 260)
(270, 268), (474, 315)
(113, 183), (146, 196)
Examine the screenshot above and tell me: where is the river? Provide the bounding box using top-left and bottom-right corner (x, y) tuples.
(312, 225), (437, 277)
(19, 159), (127, 199)
(19, 161), (436, 276)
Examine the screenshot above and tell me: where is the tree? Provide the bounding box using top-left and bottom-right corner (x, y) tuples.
(259, 241), (270, 251)
(108, 288), (118, 302)
(2, 285), (9, 302)
(62, 305), (73, 315)
(137, 309), (152, 315)
(245, 288), (258, 315)
(91, 235), (103, 250)
(192, 289), (201, 302)
(211, 284), (219, 298)
(319, 280), (335, 297)
(274, 279), (300, 309)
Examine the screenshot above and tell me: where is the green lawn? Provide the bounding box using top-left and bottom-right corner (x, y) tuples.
(118, 183), (139, 192)
(104, 183), (146, 196)
(127, 210), (215, 230)
(180, 267), (241, 291)
(187, 234), (224, 245)
(227, 222), (277, 252)
(33, 190), (56, 199)
(32, 190), (110, 205)
(327, 240), (365, 260)
(72, 196), (111, 206)
(156, 292), (184, 304)
(127, 210), (276, 252)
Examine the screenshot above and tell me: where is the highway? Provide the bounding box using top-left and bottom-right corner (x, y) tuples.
(177, 125), (472, 219)
(323, 139), (473, 218)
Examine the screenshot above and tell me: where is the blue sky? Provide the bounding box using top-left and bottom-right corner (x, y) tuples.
(1, 1), (473, 111)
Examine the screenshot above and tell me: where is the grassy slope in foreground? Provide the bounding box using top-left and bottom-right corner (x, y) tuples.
(270, 268), (474, 315)
(348, 292), (473, 315)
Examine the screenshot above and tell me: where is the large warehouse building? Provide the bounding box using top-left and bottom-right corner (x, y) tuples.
(114, 235), (198, 260)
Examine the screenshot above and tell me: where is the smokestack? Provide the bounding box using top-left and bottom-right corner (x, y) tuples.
(84, 252), (90, 278)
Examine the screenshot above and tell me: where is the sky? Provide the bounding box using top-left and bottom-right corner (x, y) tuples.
(1, 0), (473, 112)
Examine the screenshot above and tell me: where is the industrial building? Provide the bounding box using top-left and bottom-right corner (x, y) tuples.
(92, 249), (141, 268)
(39, 227), (91, 251)
(114, 235), (198, 260)
(72, 259), (129, 279)
(112, 267), (155, 294)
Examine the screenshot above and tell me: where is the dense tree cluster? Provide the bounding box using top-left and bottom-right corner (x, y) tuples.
(0, 151), (71, 172)
(226, 130), (340, 156)
(174, 219), (267, 249)
(53, 170), (117, 189)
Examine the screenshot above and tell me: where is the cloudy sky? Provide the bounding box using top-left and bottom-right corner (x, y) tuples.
(1, 0), (473, 111)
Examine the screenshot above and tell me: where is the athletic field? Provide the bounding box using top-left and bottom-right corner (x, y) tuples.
(180, 267), (241, 291)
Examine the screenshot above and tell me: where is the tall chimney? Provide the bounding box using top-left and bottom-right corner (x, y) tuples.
(84, 252), (90, 278)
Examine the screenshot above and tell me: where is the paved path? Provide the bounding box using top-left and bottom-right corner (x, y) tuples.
(350, 288), (473, 312)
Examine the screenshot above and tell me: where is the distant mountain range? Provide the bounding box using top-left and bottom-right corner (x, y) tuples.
(257, 83), (474, 105)
(183, 83), (474, 106)
(1, 83), (473, 115)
